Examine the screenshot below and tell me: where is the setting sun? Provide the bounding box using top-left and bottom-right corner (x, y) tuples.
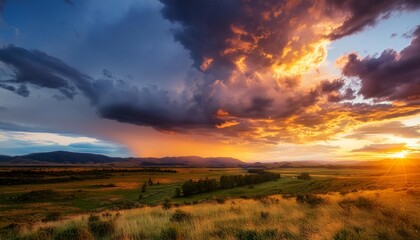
(389, 150), (409, 159)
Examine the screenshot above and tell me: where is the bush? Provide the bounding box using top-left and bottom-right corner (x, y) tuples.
(235, 229), (278, 240)
(13, 190), (60, 202)
(236, 229), (259, 240)
(105, 199), (142, 210)
(54, 225), (93, 240)
(43, 212), (62, 222)
(162, 198), (172, 210)
(260, 211), (269, 220)
(87, 215), (115, 238)
(35, 228), (55, 240)
(338, 197), (375, 210)
(174, 187), (181, 198)
(159, 227), (178, 240)
(297, 173), (311, 180)
(88, 215), (100, 222)
(170, 209), (191, 222)
(333, 227), (364, 240)
(215, 197), (225, 204)
(296, 194), (325, 207)
(114, 232), (146, 240)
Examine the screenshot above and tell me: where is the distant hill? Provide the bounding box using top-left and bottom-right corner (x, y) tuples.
(21, 151), (116, 164)
(0, 151), (244, 167)
(0, 155), (13, 162)
(125, 156), (243, 166)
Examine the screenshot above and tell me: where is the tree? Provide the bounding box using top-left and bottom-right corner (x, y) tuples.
(141, 182), (147, 192)
(182, 179), (195, 196)
(174, 187), (181, 198)
(297, 173), (311, 180)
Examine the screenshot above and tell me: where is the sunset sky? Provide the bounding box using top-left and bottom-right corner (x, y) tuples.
(0, 0), (419, 162)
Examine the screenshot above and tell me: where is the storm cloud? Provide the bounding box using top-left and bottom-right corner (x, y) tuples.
(341, 25), (420, 102)
(326, 0), (420, 39)
(0, 45), (216, 130)
(0, 0), (419, 148)
(0, 45), (94, 100)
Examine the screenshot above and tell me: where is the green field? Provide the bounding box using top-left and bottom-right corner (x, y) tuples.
(0, 165), (418, 231)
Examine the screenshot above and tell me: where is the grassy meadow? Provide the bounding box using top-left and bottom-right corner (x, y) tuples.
(0, 164), (419, 239)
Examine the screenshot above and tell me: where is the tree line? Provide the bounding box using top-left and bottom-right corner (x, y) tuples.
(177, 170), (281, 197)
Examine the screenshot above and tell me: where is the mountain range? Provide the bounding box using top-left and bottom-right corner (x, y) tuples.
(0, 151), (244, 167)
(0, 151), (413, 168)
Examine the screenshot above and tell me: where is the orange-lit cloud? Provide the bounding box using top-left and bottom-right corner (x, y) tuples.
(1, 0), (420, 161)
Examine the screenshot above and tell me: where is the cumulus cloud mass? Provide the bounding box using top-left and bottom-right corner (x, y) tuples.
(0, 0), (419, 160)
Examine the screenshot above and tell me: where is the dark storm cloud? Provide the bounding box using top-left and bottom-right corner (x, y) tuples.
(0, 45), (94, 100)
(92, 79), (217, 130)
(160, 0), (240, 77)
(246, 97), (274, 115)
(1, 0), (419, 146)
(341, 25), (420, 102)
(0, 45), (216, 130)
(0, 43), (348, 134)
(157, 0), (417, 128)
(160, 0), (323, 81)
(70, 2), (192, 89)
(0, 42), (398, 139)
(327, 0), (420, 40)
(160, 0), (419, 79)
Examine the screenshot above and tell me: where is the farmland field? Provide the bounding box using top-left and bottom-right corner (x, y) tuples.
(0, 165), (419, 239)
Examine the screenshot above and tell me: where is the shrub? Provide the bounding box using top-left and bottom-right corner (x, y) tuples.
(2, 223), (21, 232)
(162, 198), (172, 210)
(215, 197), (225, 204)
(102, 212), (112, 218)
(158, 227), (178, 240)
(295, 194), (325, 207)
(174, 187), (181, 198)
(261, 229), (277, 238)
(297, 173), (311, 180)
(88, 215), (100, 222)
(88, 215), (115, 238)
(43, 212), (62, 222)
(260, 211), (269, 220)
(114, 232), (146, 240)
(141, 182), (147, 193)
(105, 199), (142, 210)
(170, 209), (191, 222)
(235, 229), (278, 240)
(13, 190), (59, 202)
(29, 227), (56, 240)
(54, 225), (93, 240)
(338, 197), (375, 210)
(236, 229), (259, 240)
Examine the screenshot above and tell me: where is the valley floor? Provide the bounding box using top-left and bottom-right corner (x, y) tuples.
(2, 188), (420, 240)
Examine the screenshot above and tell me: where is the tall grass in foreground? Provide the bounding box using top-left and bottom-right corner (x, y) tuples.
(2, 189), (419, 240)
